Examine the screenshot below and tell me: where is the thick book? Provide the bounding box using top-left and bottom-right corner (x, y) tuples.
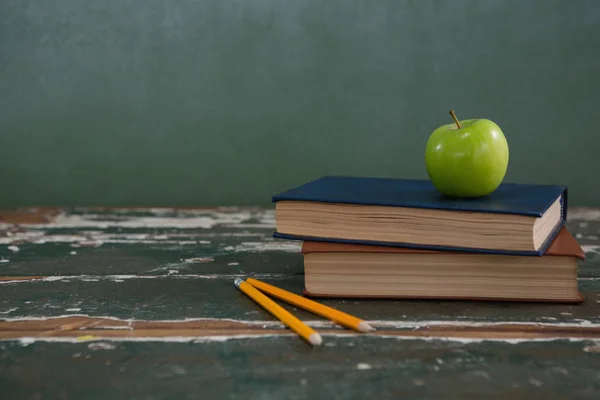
(301, 226), (584, 303)
(272, 175), (567, 256)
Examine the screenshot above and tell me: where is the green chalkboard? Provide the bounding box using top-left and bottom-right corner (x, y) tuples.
(1, 0), (599, 207)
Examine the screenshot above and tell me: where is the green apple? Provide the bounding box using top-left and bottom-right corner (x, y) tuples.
(425, 110), (509, 198)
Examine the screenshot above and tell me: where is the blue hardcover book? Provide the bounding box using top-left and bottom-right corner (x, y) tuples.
(272, 176), (567, 256)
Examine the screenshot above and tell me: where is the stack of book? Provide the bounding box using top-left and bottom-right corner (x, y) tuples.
(271, 176), (585, 303)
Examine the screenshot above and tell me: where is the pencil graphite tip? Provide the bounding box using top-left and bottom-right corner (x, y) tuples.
(308, 333), (322, 346)
(357, 321), (375, 333)
(234, 278), (244, 288)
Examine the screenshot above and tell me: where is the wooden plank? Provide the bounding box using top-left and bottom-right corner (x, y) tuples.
(0, 316), (599, 341)
(1, 209), (599, 279)
(0, 238), (598, 276)
(0, 242), (301, 276)
(1, 338), (599, 399)
(1, 276), (599, 324)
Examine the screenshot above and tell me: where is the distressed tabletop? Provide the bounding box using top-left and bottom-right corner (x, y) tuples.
(0, 207), (599, 399)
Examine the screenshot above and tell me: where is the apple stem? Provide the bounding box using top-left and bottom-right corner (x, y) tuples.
(449, 110), (461, 129)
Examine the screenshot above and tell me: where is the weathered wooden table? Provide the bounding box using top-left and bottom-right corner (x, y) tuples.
(1, 207), (599, 399)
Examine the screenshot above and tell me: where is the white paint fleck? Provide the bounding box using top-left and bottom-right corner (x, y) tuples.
(529, 378), (542, 387)
(573, 319), (593, 325)
(433, 366), (441, 371)
(300, 378), (307, 385)
(560, 312), (572, 316)
(228, 262), (240, 266)
(356, 363), (372, 370)
(70, 251), (77, 255)
(549, 367), (569, 376)
(583, 344), (600, 353)
(168, 270), (179, 275)
(183, 257), (214, 263)
(19, 338), (35, 346)
(0, 308), (18, 314)
(101, 326), (133, 330)
(72, 353), (82, 358)
(171, 365), (186, 375)
(575, 233), (583, 239)
(436, 358), (444, 364)
(0, 259), (9, 263)
(579, 222), (589, 228)
(233, 241), (301, 253)
(66, 308), (81, 312)
(568, 208), (600, 221)
(582, 245), (600, 254)
(7, 245), (19, 252)
(114, 280), (124, 283)
(88, 342), (117, 351)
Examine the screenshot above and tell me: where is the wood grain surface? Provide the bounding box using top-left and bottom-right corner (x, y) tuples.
(1, 207), (599, 399)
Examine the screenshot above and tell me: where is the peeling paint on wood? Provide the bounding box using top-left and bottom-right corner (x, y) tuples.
(1, 277), (599, 323)
(1, 207), (600, 398)
(1, 338), (600, 399)
(0, 208), (275, 230)
(1, 315), (599, 343)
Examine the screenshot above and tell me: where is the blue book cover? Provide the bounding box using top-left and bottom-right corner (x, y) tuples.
(271, 176), (568, 256)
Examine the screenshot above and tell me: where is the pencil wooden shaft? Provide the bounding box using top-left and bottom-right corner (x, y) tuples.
(246, 277), (365, 331)
(235, 279), (318, 345)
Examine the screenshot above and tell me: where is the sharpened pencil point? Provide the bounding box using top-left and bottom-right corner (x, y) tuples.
(357, 321), (375, 332)
(308, 333), (322, 346)
(234, 278), (244, 288)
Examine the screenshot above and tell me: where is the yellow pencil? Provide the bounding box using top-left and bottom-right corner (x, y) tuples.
(234, 278), (322, 346)
(246, 277), (375, 333)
